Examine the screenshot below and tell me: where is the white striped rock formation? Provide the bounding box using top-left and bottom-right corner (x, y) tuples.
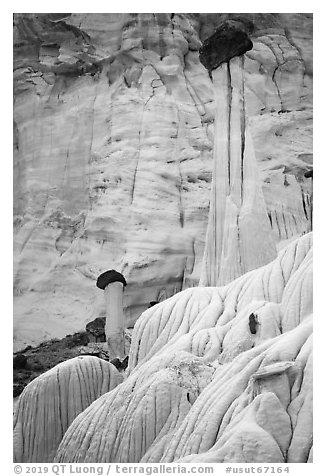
(13, 356), (123, 463)
(199, 52), (277, 286)
(53, 232), (312, 463)
(129, 232), (312, 369)
(13, 14), (312, 350)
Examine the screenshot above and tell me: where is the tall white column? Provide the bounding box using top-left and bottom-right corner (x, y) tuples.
(104, 281), (126, 360)
(200, 56), (277, 286)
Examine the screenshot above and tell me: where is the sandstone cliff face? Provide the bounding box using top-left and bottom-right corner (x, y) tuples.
(13, 13), (312, 350)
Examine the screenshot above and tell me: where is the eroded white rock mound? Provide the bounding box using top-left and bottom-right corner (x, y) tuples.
(129, 231), (312, 369)
(52, 233), (312, 463)
(13, 356), (123, 463)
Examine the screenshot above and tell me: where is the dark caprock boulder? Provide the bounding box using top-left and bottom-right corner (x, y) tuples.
(96, 270), (127, 290)
(199, 19), (253, 73)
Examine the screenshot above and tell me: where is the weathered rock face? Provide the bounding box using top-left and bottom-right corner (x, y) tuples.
(13, 13), (312, 350)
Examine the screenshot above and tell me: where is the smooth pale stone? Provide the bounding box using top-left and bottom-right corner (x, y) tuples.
(178, 393), (291, 463)
(199, 64), (229, 287)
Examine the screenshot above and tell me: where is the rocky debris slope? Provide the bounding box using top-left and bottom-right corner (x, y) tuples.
(13, 356), (123, 463)
(13, 13), (312, 350)
(13, 332), (89, 397)
(13, 327), (132, 398)
(42, 232), (313, 464)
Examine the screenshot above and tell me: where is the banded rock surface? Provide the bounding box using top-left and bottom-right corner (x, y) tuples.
(52, 233), (312, 463)
(13, 356), (123, 463)
(129, 232), (312, 369)
(14, 13), (312, 350)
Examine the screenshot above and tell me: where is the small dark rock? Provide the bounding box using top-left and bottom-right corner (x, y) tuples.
(304, 169), (313, 178)
(86, 317), (106, 343)
(149, 301), (158, 308)
(13, 354), (28, 370)
(249, 313), (258, 335)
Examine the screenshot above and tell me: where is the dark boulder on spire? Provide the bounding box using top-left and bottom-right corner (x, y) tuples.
(199, 20), (253, 73)
(96, 270), (127, 290)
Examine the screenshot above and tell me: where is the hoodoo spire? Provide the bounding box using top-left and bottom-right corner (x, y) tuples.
(96, 269), (127, 360)
(199, 20), (277, 286)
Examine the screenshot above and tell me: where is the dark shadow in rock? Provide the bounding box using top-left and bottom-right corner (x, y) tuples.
(110, 356), (129, 372)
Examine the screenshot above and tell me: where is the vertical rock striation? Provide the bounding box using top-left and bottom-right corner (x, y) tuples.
(199, 22), (277, 286)
(13, 356), (123, 462)
(13, 14), (312, 349)
(128, 232), (312, 371)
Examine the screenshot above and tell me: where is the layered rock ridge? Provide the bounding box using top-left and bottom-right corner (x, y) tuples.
(48, 232), (312, 463)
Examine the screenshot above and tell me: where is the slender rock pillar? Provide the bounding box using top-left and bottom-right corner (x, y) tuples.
(96, 270), (127, 360)
(199, 21), (277, 286)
